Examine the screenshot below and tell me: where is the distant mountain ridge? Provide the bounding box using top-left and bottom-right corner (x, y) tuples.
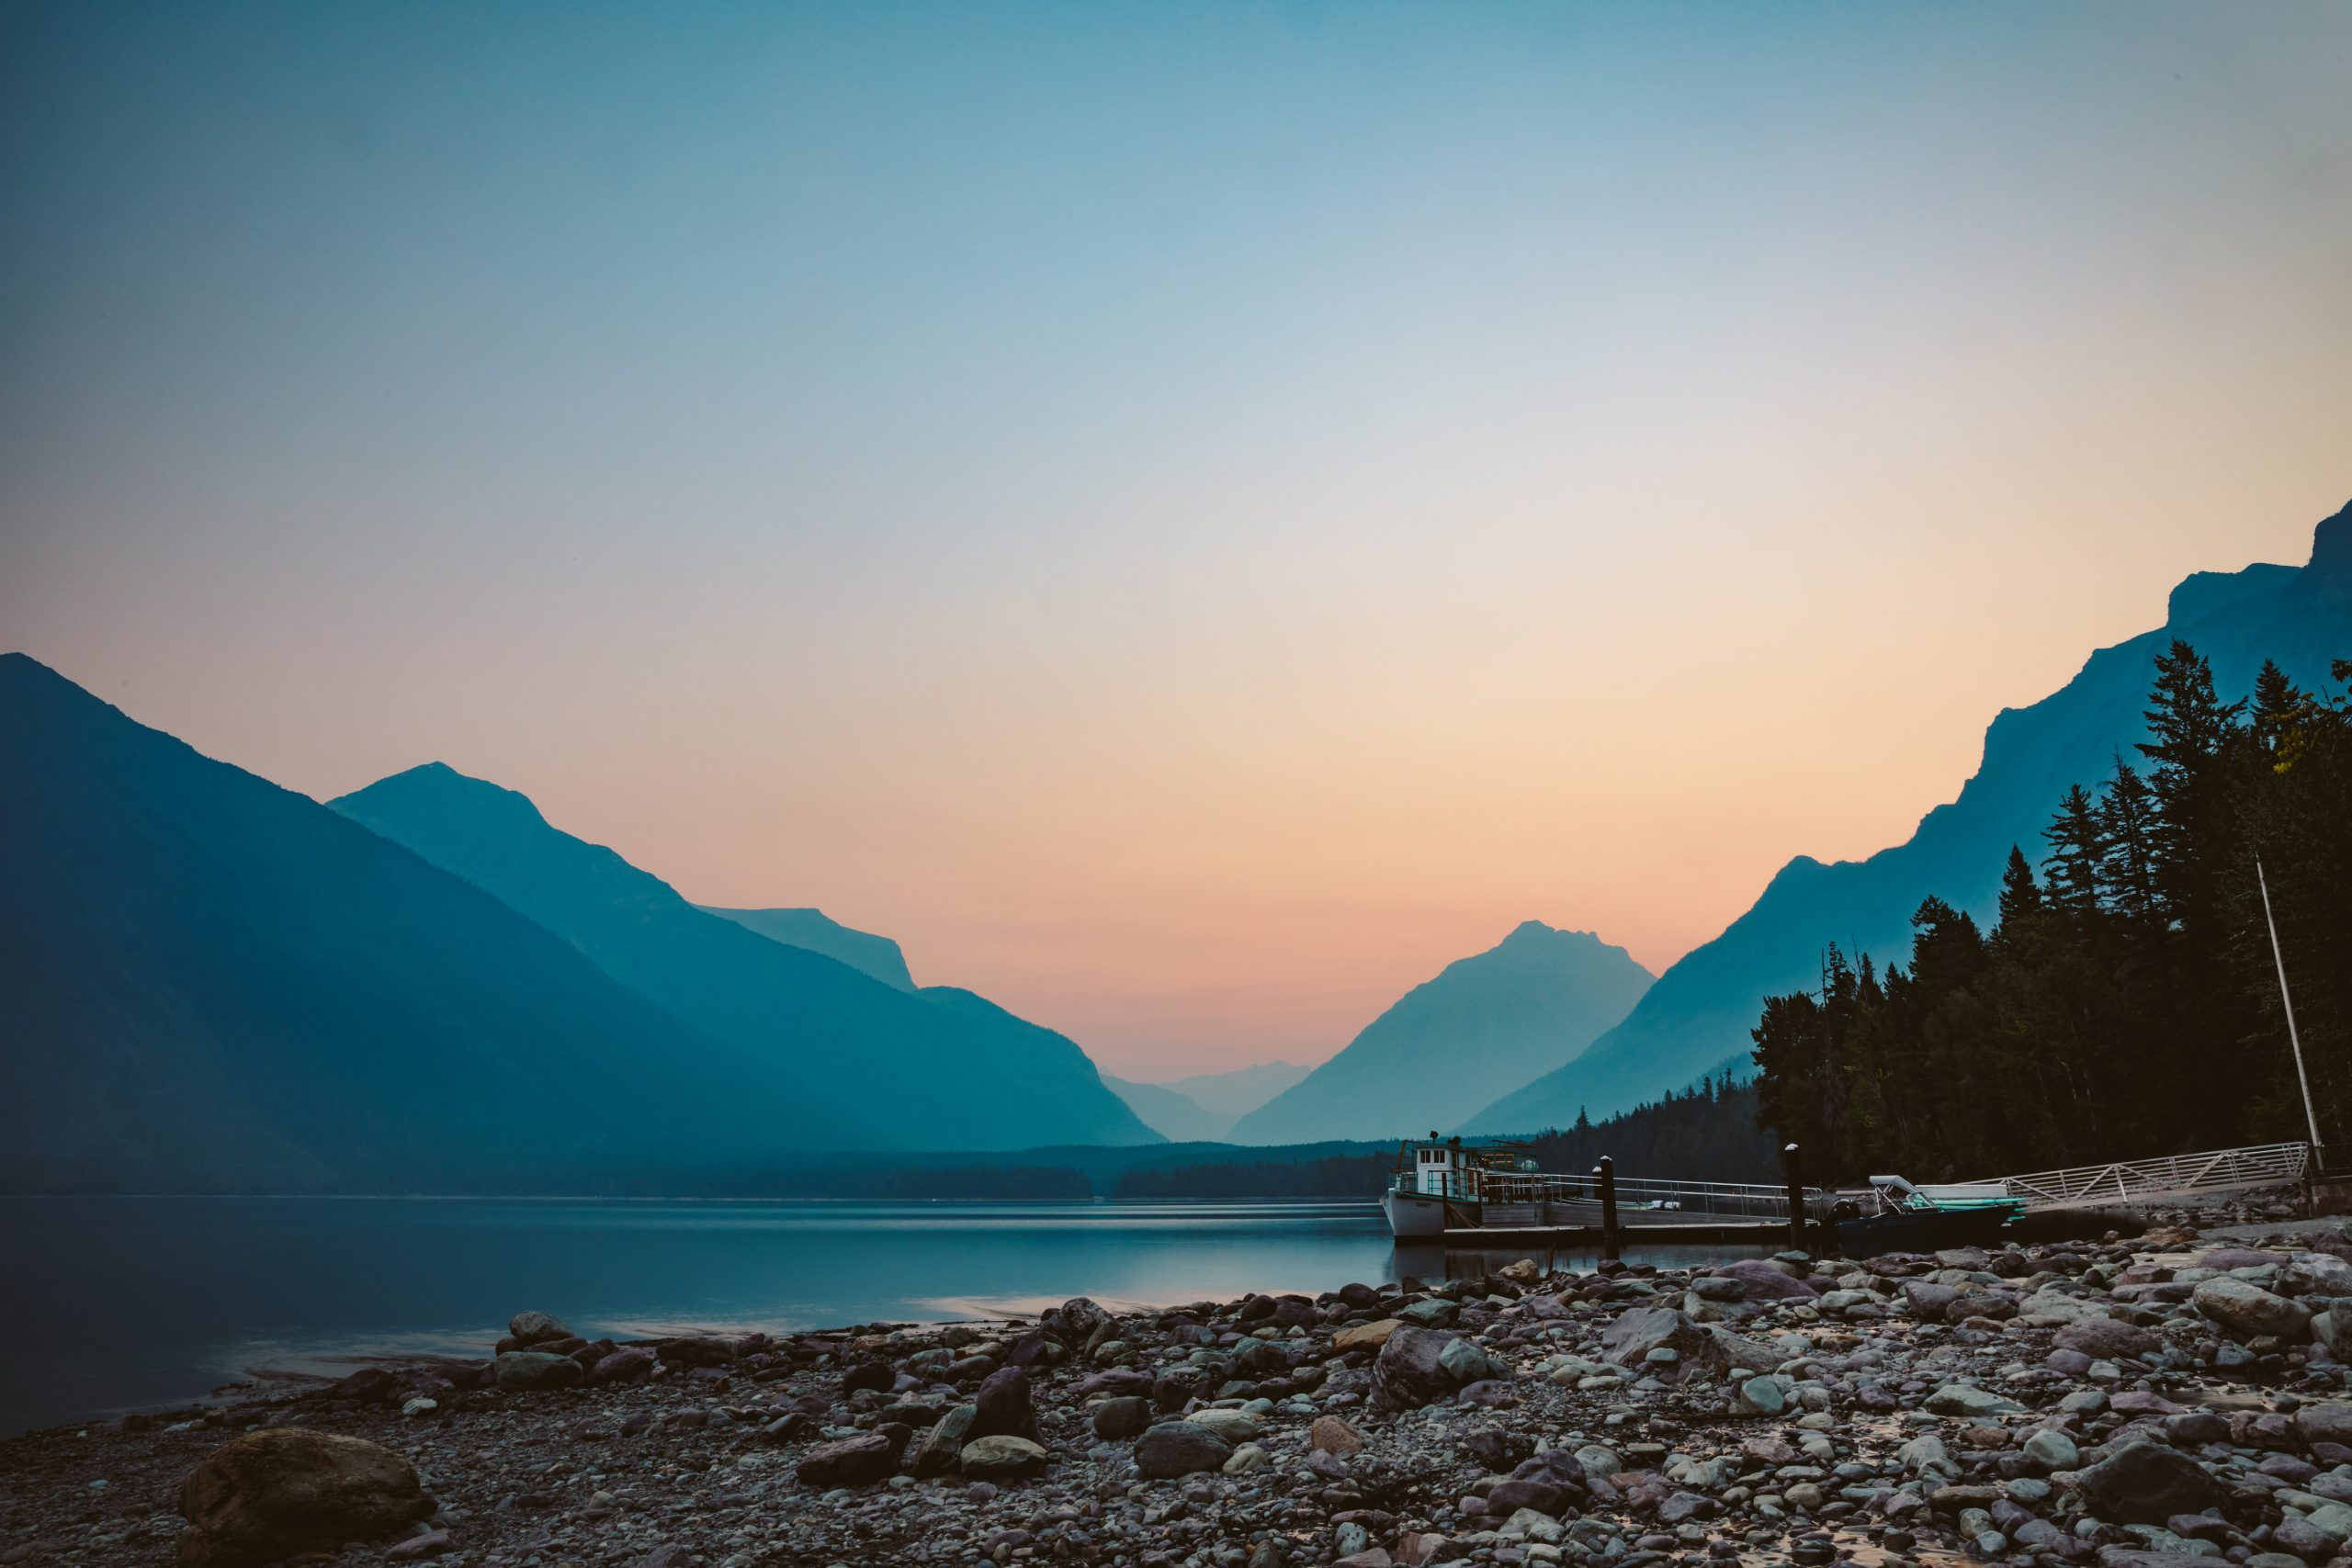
(0, 653), (851, 1190)
(700, 906), (915, 991)
(1227, 920), (1654, 1145)
(1465, 500), (2352, 1135)
(334, 764), (1159, 1153)
(1105, 1061), (1310, 1142)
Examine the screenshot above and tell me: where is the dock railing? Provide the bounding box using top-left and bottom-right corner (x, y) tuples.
(1982, 1141), (2311, 1213)
(1468, 1170), (1833, 1225)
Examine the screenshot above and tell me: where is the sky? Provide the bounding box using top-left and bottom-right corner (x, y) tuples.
(3, 3), (2348, 1079)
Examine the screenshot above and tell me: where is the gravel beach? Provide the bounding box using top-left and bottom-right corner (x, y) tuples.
(8, 1193), (2352, 1568)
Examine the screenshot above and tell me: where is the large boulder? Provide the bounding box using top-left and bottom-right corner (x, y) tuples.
(1598, 1307), (1774, 1384)
(1046, 1297), (1112, 1347)
(589, 1347), (656, 1385)
(1134, 1421), (1234, 1479)
(2077, 1442), (2222, 1524)
(959, 1435), (1049, 1480)
(912, 1404), (978, 1476)
(1092, 1397), (1152, 1440)
(2054, 1318), (2161, 1359)
(2298, 1402), (2352, 1449)
(1713, 1258), (1820, 1302)
(970, 1366), (1039, 1443)
(177, 1428), (433, 1567)
(1334, 1319), (1400, 1353)
(1373, 1326), (1509, 1409)
(2193, 1277), (2311, 1341)
(493, 1351), (583, 1392)
(796, 1427), (909, 1489)
(506, 1311), (572, 1347)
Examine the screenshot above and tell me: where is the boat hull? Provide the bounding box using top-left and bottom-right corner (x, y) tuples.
(1381, 1189), (1457, 1237)
(1836, 1204), (2020, 1256)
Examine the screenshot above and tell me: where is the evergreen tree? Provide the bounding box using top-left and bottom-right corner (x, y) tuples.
(2041, 784), (2108, 917)
(1996, 845), (2042, 929)
(2098, 759), (2162, 925)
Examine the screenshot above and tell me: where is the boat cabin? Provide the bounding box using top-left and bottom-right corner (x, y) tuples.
(1396, 1134), (1538, 1201)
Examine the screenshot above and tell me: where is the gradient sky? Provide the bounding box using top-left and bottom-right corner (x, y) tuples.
(3, 3), (2347, 1078)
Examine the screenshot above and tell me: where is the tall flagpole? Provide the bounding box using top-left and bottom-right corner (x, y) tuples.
(2258, 857), (2323, 1156)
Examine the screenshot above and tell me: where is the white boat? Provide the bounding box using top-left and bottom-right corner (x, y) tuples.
(1379, 1135), (1544, 1237)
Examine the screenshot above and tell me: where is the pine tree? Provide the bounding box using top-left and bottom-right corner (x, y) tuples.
(2099, 758), (2163, 924)
(1996, 845), (2042, 928)
(2136, 639), (2245, 933)
(2042, 784), (2109, 917)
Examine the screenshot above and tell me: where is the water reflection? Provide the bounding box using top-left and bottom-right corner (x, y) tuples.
(0, 1196), (1767, 1435)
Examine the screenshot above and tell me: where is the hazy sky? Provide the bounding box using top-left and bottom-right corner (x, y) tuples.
(4, 3), (2347, 1078)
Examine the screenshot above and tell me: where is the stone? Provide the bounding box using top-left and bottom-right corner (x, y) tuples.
(2076, 1441), (2222, 1525)
(176, 1428), (433, 1568)
(1092, 1396), (1151, 1440)
(957, 1435), (1048, 1480)
(1187, 1408), (1260, 1444)
(913, 1405), (978, 1476)
(1487, 1478), (1573, 1517)
(1714, 1258), (1820, 1301)
(1925, 1384), (2024, 1417)
(2193, 1277), (2311, 1341)
(659, 1336), (741, 1368)
(1903, 1281), (1963, 1317)
(2021, 1428), (2080, 1472)
(589, 1347), (655, 1385)
(1597, 1305), (1774, 1383)
(493, 1351), (584, 1392)
(2297, 1402), (2352, 1448)
(841, 1359), (893, 1394)
(506, 1311), (572, 1346)
(1373, 1326), (1476, 1409)
(1436, 1337), (1507, 1386)
(969, 1366), (1039, 1444)
(1133, 1421), (1234, 1479)
(2267, 1517), (2336, 1562)
(797, 1427), (908, 1488)
(1334, 1319), (1401, 1352)
(1311, 1415), (1365, 1454)
(1221, 1442), (1269, 1473)
(1944, 1290), (2017, 1323)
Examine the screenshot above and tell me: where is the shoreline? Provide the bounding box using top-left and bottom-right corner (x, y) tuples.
(6, 1190), (2349, 1568)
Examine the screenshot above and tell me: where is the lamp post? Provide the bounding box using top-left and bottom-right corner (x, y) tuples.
(2258, 857), (2324, 1167)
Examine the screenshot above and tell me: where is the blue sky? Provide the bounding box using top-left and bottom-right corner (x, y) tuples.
(3, 2), (2347, 1072)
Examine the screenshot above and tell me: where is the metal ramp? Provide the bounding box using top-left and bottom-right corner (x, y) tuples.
(1973, 1141), (2312, 1213)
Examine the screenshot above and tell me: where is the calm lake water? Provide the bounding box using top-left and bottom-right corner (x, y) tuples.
(0, 1196), (1766, 1435)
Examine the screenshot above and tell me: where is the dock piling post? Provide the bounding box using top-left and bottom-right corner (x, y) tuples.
(1596, 1156), (1619, 1262)
(1781, 1142), (1806, 1250)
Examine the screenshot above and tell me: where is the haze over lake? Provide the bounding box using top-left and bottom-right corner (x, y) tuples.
(0, 1196), (1763, 1436)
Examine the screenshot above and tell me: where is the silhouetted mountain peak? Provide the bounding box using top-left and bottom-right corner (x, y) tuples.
(2311, 496), (2352, 581)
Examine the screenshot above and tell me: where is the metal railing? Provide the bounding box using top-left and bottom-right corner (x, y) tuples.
(1403, 1169), (1825, 1223)
(1983, 1141), (2311, 1213)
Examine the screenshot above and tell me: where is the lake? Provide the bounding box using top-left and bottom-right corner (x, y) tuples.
(0, 1196), (1767, 1435)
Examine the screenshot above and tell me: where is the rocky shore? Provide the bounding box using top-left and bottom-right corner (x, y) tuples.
(10, 1195), (2352, 1568)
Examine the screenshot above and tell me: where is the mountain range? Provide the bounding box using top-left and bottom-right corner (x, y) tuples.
(1103, 1061), (1310, 1142)
(697, 906), (915, 991)
(333, 764), (1156, 1154)
(1227, 921), (1655, 1145)
(1464, 500), (2352, 1134)
(0, 655), (845, 1190)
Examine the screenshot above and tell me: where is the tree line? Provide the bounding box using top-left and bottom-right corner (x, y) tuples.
(1114, 1070), (1775, 1197)
(1752, 642), (2352, 1185)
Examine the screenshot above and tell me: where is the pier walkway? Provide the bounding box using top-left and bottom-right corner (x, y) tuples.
(1424, 1140), (2316, 1245)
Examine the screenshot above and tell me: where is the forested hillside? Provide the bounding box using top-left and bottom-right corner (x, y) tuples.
(1753, 642), (2352, 1183)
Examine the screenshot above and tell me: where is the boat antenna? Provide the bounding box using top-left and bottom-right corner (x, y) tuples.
(2258, 856), (2324, 1158)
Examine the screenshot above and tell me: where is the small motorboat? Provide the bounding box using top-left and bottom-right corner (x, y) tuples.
(1834, 1174), (2022, 1255)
